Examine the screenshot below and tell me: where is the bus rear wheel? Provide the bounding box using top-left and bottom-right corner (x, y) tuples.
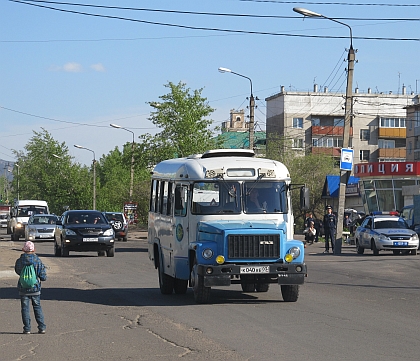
(158, 259), (174, 295)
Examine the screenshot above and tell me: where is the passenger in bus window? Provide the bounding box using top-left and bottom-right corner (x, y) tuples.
(246, 189), (266, 213)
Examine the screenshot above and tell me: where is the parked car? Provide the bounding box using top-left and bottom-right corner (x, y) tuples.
(354, 212), (419, 255)
(54, 210), (115, 257)
(103, 212), (128, 242)
(25, 214), (59, 241)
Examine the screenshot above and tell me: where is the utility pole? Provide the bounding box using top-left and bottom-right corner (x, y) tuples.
(249, 91), (255, 151)
(293, 7), (355, 254)
(335, 46), (355, 254)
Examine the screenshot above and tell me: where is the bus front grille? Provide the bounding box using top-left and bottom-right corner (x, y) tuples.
(228, 234), (280, 259)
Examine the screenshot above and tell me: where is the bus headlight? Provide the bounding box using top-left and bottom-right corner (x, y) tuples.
(202, 248), (214, 259)
(284, 246), (300, 263)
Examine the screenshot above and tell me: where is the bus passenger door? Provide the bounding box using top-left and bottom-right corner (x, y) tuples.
(173, 184), (190, 280)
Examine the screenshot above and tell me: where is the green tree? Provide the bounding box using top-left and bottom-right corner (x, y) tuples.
(267, 134), (337, 229)
(11, 129), (92, 214)
(138, 81), (221, 166)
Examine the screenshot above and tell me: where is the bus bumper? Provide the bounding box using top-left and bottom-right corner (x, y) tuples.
(197, 262), (307, 287)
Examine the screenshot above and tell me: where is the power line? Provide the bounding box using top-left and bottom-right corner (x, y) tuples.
(0, 106), (156, 131)
(9, 0), (419, 42)
(11, 0), (420, 21)
(237, 0), (419, 6)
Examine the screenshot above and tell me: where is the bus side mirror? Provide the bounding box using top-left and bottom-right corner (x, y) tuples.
(174, 187), (184, 211)
(300, 187), (310, 210)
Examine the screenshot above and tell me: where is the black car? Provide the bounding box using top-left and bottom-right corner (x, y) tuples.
(103, 212), (128, 242)
(54, 210), (115, 257)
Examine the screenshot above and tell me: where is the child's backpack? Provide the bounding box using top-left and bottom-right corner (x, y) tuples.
(19, 264), (37, 288)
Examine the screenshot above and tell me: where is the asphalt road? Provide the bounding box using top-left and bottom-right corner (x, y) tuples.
(1, 227), (420, 361)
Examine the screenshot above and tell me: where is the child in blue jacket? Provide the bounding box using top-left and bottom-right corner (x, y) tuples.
(14, 241), (47, 334)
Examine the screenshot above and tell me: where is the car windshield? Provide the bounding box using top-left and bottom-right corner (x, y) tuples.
(18, 206), (48, 216)
(31, 215), (57, 224)
(374, 219), (408, 229)
(66, 212), (106, 224)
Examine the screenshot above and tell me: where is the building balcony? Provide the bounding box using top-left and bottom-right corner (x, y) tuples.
(378, 128), (406, 138)
(311, 147), (341, 157)
(311, 125), (353, 136)
(378, 148), (406, 158)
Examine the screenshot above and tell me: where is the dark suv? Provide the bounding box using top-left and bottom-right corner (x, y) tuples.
(104, 212), (128, 242)
(54, 210), (115, 257)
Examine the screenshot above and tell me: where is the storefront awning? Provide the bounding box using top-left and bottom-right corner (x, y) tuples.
(322, 175), (360, 198)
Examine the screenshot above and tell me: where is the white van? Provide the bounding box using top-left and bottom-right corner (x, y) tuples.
(8, 200), (49, 241)
(148, 149), (309, 304)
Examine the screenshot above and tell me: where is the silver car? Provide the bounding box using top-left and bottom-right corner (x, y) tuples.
(354, 213), (419, 255)
(25, 214), (59, 242)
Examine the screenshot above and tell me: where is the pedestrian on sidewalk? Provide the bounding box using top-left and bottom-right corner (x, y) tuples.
(303, 221), (316, 246)
(14, 241), (47, 334)
(323, 205), (337, 253)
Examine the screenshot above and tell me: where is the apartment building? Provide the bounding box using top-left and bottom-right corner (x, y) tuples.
(405, 100), (420, 161)
(265, 85), (417, 164)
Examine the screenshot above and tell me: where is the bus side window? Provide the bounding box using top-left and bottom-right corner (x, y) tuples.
(154, 180), (160, 213)
(175, 185), (188, 217)
(167, 182), (173, 216)
(150, 179), (157, 212)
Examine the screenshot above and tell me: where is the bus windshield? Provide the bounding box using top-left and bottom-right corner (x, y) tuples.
(244, 181), (288, 214)
(191, 181), (288, 215)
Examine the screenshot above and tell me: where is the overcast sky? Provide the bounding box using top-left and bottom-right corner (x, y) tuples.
(1, 0), (419, 165)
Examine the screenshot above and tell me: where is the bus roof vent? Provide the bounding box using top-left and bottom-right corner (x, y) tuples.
(201, 149), (255, 159)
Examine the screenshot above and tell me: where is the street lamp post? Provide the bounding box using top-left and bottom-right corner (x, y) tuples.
(74, 145), (96, 210)
(293, 7), (355, 255)
(15, 163), (20, 201)
(218, 67), (255, 150)
(110, 123), (135, 202)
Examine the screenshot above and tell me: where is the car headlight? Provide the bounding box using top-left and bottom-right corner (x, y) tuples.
(411, 233), (419, 241)
(378, 234), (390, 241)
(202, 248), (214, 259)
(103, 228), (114, 236)
(16, 223), (23, 228)
(284, 246), (300, 263)
(65, 229), (77, 236)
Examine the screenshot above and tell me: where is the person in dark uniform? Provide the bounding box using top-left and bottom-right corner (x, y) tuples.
(323, 205), (337, 253)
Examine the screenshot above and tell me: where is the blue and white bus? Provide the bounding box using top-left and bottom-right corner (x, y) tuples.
(148, 149), (308, 303)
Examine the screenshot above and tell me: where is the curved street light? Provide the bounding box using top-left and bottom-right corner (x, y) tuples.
(74, 144), (96, 210)
(293, 7), (355, 255)
(218, 67), (255, 150)
(110, 123), (135, 202)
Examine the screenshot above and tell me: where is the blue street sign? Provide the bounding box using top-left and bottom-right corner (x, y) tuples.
(340, 148), (354, 171)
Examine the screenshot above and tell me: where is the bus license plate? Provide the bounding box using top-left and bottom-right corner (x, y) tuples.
(83, 238), (98, 242)
(393, 241), (408, 246)
(240, 266), (270, 274)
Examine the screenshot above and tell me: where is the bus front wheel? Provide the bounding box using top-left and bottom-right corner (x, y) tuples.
(190, 259), (211, 304)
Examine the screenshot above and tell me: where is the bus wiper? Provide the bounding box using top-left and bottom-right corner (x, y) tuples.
(245, 174), (265, 196)
(215, 174), (237, 198)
